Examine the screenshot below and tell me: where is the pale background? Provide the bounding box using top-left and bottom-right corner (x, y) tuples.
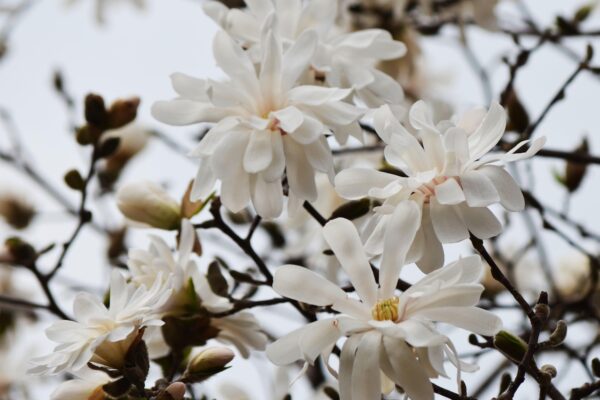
(1, 0), (600, 398)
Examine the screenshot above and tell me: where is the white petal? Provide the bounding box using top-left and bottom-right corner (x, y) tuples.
(409, 100), (436, 131)
(323, 218), (378, 306)
(288, 114), (324, 144)
(457, 204), (502, 239)
(273, 264), (347, 306)
(382, 336), (434, 400)
(460, 170), (500, 207)
(415, 208), (445, 272)
(221, 174), (250, 213)
(416, 306), (503, 336)
(266, 323), (313, 365)
(468, 102), (507, 160)
(335, 168), (401, 200)
(304, 136), (334, 176)
(283, 137), (317, 202)
(244, 130), (273, 173)
(190, 158), (217, 201)
(151, 99), (223, 126)
(262, 132), (286, 182)
(213, 31), (260, 98)
(339, 334), (361, 400)
(272, 106), (304, 134)
(379, 200), (421, 299)
(282, 30), (318, 90)
(352, 332), (382, 400)
(434, 178), (465, 205)
(478, 165), (525, 211)
(299, 319), (342, 363)
(259, 30), (282, 105)
(430, 198), (469, 243)
(288, 86), (352, 106)
(250, 174), (283, 218)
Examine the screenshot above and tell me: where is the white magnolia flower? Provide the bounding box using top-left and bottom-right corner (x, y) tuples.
(29, 270), (171, 375)
(266, 212), (502, 400)
(203, 0), (407, 107)
(152, 27), (363, 218)
(50, 369), (112, 400)
(335, 101), (545, 271)
(128, 219), (268, 357)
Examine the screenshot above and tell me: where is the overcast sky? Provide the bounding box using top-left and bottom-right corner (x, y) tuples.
(1, 0), (600, 398)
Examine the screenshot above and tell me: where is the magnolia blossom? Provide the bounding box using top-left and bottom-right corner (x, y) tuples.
(266, 212), (502, 400)
(335, 101), (545, 271)
(203, 0), (407, 107)
(128, 219), (268, 357)
(153, 27), (363, 218)
(50, 370), (112, 400)
(29, 270), (170, 375)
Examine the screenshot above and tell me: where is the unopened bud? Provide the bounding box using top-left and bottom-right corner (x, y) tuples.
(187, 347), (234, 374)
(108, 97), (140, 130)
(547, 320), (567, 347)
(117, 182), (181, 230)
(4, 237), (36, 266)
(534, 303), (550, 322)
(494, 330), (528, 362)
(0, 195), (35, 230)
(541, 364), (557, 379)
(166, 382), (186, 399)
(182, 347), (234, 383)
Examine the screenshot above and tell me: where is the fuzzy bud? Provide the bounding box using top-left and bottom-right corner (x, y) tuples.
(183, 347), (234, 383)
(117, 182), (181, 230)
(547, 320), (568, 347)
(494, 330), (528, 363)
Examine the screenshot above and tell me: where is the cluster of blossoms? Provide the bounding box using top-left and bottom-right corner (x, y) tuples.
(30, 219), (267, 399)
(31, 0), (546, 399)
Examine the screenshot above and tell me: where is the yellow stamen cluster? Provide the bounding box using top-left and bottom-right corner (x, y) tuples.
(372, 297), (400, 321)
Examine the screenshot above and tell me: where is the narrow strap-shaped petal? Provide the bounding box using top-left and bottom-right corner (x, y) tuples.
(467, 102), (507, 160)
(478, 165), (524, 211)
(430, 198), (469, 243)
(323, 218), (378, 306)
(273, 264), (347, 306)
(379, 200), (421, 299)
(381, 335), (434, 400)
(416, 306), (503, 336)
(352, 332), (382, 400)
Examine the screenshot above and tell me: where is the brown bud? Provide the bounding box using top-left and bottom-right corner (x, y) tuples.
(64, 169), (86, 191)
(4, 237), (36, 266)
(85, 93), (109, 129)
(0, 195), (35, 230)
(107, 97), (140, 130)
(564, 138), (589, 193)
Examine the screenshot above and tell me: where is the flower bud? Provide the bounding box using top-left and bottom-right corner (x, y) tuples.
(547, 320), (567, 347)
(117, 182), (181, 230)
(182, 347), (234, 383)
(494, 330), (528, 363)
(0, 195), (35, 230)
(108, 97), (140, 130)
(166, 382), (186, 399)
(4, 237), (36, 266)
(541, 364), (557, 379)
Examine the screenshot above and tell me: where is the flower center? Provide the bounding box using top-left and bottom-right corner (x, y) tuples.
(372, 297), (400, 321)
(416, 175), (450, 203)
